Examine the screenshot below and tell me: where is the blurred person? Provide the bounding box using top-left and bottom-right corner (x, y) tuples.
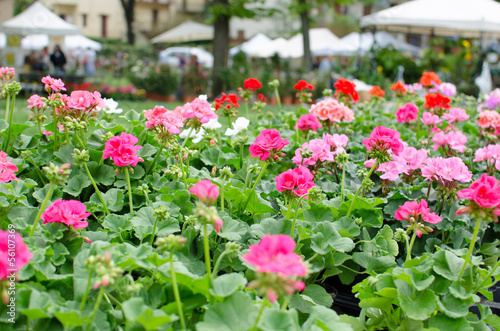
(41, 46), (51, 71)
(50, 44), (67, 74)
(84, 47), (96, 78)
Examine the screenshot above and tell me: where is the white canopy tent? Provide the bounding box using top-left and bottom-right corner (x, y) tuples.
(229, 33), (273, 57)
(360, 0), (500, 38)
(0, 33), (102, 51)
(278, 28), (340, 58)
(315, 31), (420, 57)
(151, 20), (214, 43)
(0, 2), (80, 36)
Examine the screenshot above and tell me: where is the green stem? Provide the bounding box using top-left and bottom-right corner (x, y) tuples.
(29, 183), (55, 237)
(346, 160), (378, 217)
(83, 163), (109, 215)
(243, 172), (252, 191)
(241, 162), (268, 213)
(220, 178), (225, 212)
(5, 93), (16, 153)
(146, 145), (164, 175)
(53, 110), (59, 151)
(179, 153), (188, 188)
(252, 298), (268, 331)
(274, 86), (282, 113)
(458, 217), (482, 280)
(203, 222), (211, 277)
(150, 215), (160, 246)
(63, 124), (70, 145)
(212, 251), (228, 279)
(170, 248), (186, 330)
(124, 167), (134, 214)
(239, 144), (244, 170)
(416, 108), (420, 132)
(227, 115), (232, 128)
(306, 253), (319, 263)
(281, 295), (291, 311)
(290, 197), (304, 239)
(36, 119), (43, 137)
(79, 129), (87, 148)
(80, 272), (93, 312)
(474, 259), (500, 292)
(75, 131), (86, 149)
(181, 127), (194, 149)
(4, 93), (10, 122)
(245, 101), (249, 118)
(85, 287), (104, 331)
(340, 163), (346, 205)
(27, 157), (46, 186)
(406, 229), (418, 261)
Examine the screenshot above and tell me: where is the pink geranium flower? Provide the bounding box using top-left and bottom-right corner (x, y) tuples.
(292, 139), (335, 167)
(275, 166), (315, 197)
(477, 110), (500, 129)
(27, 94), (46, 109)
(103, 132), (143, 167)
(0, 230), (33, 280)
(145, 106), (185, 134)
(432, 130), (468, 153)
(249, 129), (289, 161)
(309, 98), (354, 123)
(41, 75), (66, 92)
(441, 107), (469, 125)
(456, 174), (500, 222)
(41, 200), (91, 229)
(421, 112), (441, 126)
(322, 133), (349, 153)
(183, 97), (218, 124)
(395, 199), (442, 237)
(242, 234), (308, 277)
(421, 157), (472, 184)
(0, 67), (15, 80)
(0, 151), (19, 183)
(396, 103), (418, 123)
(189, 179), (219, 206)
(362, 126), (404, 156)
(474, 144), (500, 171)
(296, 114), (322, 132)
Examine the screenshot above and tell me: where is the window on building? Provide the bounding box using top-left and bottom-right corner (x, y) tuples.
(82, 14), (87, 27)
(407, 34), (421, 47)
(101, 15), (108, 37)
(152, 9), (158, 27)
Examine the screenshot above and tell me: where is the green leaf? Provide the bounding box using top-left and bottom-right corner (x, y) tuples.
(102, 214), (133, 237)
(437, 294), (469, 318)
(260, 309), (301, 331)
(90, 188), (124, 212)
(121, 109), (142, 124)
(63, 173), (92, 196)
(432, 250), (463, 281)
(310, 221), (355, 255)
(217, 215), (248, 242)
(250, 218), (292, 238)
(54, 311), (92, 328)
(332, 216), (360, 238)
(302, 306), (353, 331)
(303, 204), (334, 223)
(87, 162), (115, 186)
(54, 144), (76, 165)
(289, 284), (333, 314)
(138, 143), (158, 158)
(199, 148), (238, 168)
(196, 292), (258, 331)
(395, 279), (437, 321)
(122, 297), (146, 322)
(209, 273), (247, 298)
(135, 309), (174, 330)
(428, 314), (473, 331)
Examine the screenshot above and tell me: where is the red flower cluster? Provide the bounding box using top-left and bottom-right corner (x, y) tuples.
(293, 80), (314, 91)
(367, 86), (385, 98)
(334, 78), (360, 102)
(425, 92), (450, 110)
(243, 78), (262, 91)
(420, 71), (442, 87)
(214, 93), (240, 111)
(391, 81), (407, 95)
(249, 129), (289, 161)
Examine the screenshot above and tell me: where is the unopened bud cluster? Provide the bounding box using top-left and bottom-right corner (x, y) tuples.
(155, 234), (187, 252)
(307, 186), (324, 204)
(43, 163), (71, 185)
(247, 164), (261, 175)
(85, 252), (123, 289)
(219, 167), (233, 181)
(72, 148), (90, 165)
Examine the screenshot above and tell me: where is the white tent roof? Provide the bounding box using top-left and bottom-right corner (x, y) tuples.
(259, 37), (288, 58)
(315, 31), (420, 56)
(0, 33), (101, 51)
(230, 33), (272, 57)
(151, 20), (214, 43)
(360, 0), (500, 37)
(0, 2), (80, 36)
(279, 28), (340, 58)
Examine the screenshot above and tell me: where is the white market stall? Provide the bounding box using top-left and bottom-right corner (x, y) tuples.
(360, 0), (500, 37)
(278, 28), (340, 58)
(151, 20), (214, 44)
(229, 33), (273, 57)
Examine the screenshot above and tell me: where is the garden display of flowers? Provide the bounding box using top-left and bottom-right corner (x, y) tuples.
(0, 67), (500, 331)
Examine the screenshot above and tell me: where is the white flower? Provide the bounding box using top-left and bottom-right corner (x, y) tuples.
(180, 128), (205, 143)
(98, 98), (123, 114)
(198, 94), (208, 101)
(202, 118), (222, 130)
(225, 117), (250, 136)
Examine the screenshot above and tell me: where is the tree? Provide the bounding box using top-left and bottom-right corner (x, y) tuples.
(120, 0), (136, 45)
(13, 0), (35, 15)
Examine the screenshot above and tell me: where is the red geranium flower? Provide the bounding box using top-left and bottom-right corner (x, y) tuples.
(424, 92), (450, 109)
(420, 72), (442, 88)
(215, 93), (240, 111)
(293, 80), (314, 92)
(243, 78), (262, 91)
(391, 81), (407, 94)
(334, 78), (360, 102)
(367, 86), (385, 98)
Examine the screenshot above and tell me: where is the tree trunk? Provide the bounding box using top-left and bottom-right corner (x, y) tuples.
(121, 0), (135, 45)
(212, 0), (230, 97)
(299, 0), (312, 71)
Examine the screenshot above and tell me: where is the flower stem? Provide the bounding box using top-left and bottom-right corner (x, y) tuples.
(75, 131), (86, 149)
(241, 162), (268, 213)
(146, 145), (164, 175)
(80, 272), (92, 311)
(203, 222), (212, 277)
(220, 178), (225, 212)
(426, 181), (432, 199)
(281, 295), (291, 311)
(474, 259), (500, 292)
(181, 127), (194, 149)
(458, 217), (482, 280)
(290, 197), (304, 239)
(274, 86), (282, 113)
(406, 229), (418, 261)
(85, 287), (104, 331)
(149, 215), (160, 246)
(346, 160), (378, 217)
(438, 194), (448, 216)
(4, 93), (10, 122)
(340, 163), (346, 205)
(124, 167), (134, 214)
(29, 183), (55, 237)
(212, 251), (228, 279)
(5, 93), (16, 153)
(179, 153), (188, 188)
(245, 101), (249, 118)
(83, 163), (109, 215)
(170, 248), (186, 330)
(239, 144), (244, 170)
(252, 297), (268, 331)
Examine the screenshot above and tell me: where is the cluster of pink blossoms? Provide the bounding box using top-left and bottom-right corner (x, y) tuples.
(432, 130), (468, 153)
(0, 151), (19, 183)
(395, 199), (442, 237)
(421, 157), (472, 185)
(368, 146), (427, 182)
(0, 231), (32, 280)
(441, 107), (469, 126)
(456, 174), (500, 222)
(296, 114), (322, 132)
(477, 110), (500, 132)
(189, 180), (223, 232)
(474, 144), (500, 172)
(103, 132), (143, 167)
(41, 76), (66, 92)
(421, 112), (442, 127)
(41, 200), (91, 229)
(180, 96), (218, 125)
(309, 98), (354, 123)
(362, 126), (404, 157)
(242, 234), (308, 302)
(249, 129), (289, 162)
(292, 134), (348, 169)
(395, 103), (418, 124)
(145, 106), (185, 134)
(275, 166), (315, 198)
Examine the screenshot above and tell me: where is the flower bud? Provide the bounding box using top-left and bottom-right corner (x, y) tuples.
(43, 162), (71, 185)
(72, 148), (90, 165)
(219, 166), (234, 181)
(155, 234), (187, 252)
